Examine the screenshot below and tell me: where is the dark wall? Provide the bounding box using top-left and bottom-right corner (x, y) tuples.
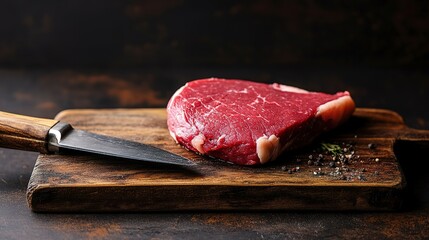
(1, 0), (429, 69)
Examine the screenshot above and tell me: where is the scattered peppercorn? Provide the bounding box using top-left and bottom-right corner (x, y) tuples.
(357, 175), (366, 181)
(280, 140), (381, 181)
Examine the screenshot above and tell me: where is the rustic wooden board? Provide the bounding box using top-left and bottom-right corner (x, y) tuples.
(26, 108), (429, 212)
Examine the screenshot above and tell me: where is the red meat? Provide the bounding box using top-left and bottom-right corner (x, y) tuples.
(167, 78), (355, 165)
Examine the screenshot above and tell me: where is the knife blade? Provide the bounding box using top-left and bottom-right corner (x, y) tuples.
(0, 110), (195, 166)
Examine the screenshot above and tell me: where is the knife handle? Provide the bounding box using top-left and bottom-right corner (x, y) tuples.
(0, 111), (58, 153)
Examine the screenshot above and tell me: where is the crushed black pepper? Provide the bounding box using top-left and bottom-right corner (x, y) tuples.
(280, 139), (381, 182)
(282, 165), (301, 174)
(368, 143), (376, 149)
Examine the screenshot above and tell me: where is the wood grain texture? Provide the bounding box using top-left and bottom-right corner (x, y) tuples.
(0, 111), (58, 153)
(26, 108), (428, 212)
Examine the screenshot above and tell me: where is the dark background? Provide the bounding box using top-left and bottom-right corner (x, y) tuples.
(0, 1), (428, 129)
(1, 1), (429, 68)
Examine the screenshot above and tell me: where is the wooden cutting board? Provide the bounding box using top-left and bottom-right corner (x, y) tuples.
(26, 108), (429, 212)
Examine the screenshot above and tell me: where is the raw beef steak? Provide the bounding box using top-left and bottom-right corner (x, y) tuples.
(167, 78), (355, 165)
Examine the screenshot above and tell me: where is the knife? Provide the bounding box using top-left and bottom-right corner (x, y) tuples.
(0, 110), (195, 166)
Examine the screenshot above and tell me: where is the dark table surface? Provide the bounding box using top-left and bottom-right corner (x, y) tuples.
(0, 67), (428, 239)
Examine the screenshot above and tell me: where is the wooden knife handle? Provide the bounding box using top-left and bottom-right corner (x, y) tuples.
(0, 111), (58, 153)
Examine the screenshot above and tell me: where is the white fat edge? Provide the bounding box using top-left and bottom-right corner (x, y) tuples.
(167, 84), (187, 109)
(316, 94), (355, 129)
(256, 134), (280, 164)
(191, 133), (206, 154)
(271, 83), (309, 93)
(167, 83), (189, 143)
(169, 130), (178, 143)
